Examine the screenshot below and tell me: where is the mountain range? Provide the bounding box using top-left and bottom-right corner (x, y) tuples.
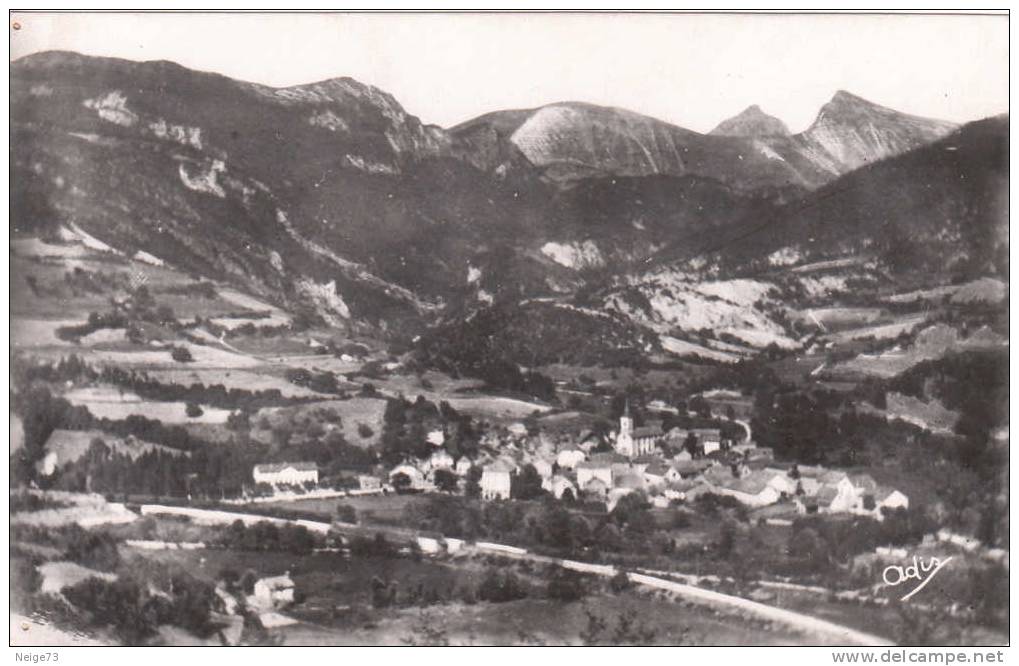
(10, 51), (1008, 366)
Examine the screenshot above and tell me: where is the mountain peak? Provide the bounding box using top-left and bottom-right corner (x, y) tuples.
(709, 104), (790, 137)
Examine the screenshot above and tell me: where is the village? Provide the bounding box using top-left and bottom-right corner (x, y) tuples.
(251, 391), (910, 525)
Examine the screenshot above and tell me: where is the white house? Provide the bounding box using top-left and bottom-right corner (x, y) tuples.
(815, 477), (859, 514)
(389, 463), (426, 488)
(532, 458), (554, 480)
(872, 488), (909, 519)
(643, 462), (670, 489)
(252, 462), (319, 487)
(576, 460), (613, 489)
(252, 574), (295, 609)
(428, 449), (455, 472)
(481, 461), (514, 500)
(556, 446), (587, 469)
(507, 423), (528, 438)
(426, 429), (446, 446)
(547, 475), (578, 500)
(454, 457), (474, 476)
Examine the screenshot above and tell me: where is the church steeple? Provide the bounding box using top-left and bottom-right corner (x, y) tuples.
(620, 398), (633, 437)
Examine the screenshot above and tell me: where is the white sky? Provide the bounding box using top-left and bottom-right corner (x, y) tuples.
(9, 11), (1009, 133)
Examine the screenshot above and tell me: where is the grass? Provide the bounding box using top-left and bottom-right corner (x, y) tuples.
(255, 493), (429, 523)
(124, 545), (806, 645)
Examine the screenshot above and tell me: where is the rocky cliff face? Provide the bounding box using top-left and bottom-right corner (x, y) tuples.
(454, 92), (956, 191)
(12, 51), (985, 354)
(795, 90), (959, 175)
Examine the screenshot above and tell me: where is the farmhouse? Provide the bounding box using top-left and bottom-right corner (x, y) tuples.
(556, 445), (587, 469)
(480, 460), (514, 500)
(252, 461), (318, 486)
(427, 449), (455, 472)
(252, 573), (295, 609)
(454, 457), (474, 476)
(547, 475), (577, 500)
(389, 463), (426, 488)
(576, 460), (614, 489)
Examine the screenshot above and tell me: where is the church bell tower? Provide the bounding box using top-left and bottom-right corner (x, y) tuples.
(616, 399), (634, 456)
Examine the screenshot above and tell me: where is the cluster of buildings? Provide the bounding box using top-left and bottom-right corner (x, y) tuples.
(468, 402), (908, 520)
(253, 395), (908, 522)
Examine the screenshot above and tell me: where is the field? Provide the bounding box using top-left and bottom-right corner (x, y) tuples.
(64, 386), (233, 424)
(253, 493), (428, 523)
(122, 545), (810, 645)
(144, 368), (329, 398)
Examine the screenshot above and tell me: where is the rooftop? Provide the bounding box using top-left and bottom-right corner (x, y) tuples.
(254, 461), (317, 473)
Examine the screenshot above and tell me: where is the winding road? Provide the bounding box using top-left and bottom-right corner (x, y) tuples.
(139, 503), (893, 646)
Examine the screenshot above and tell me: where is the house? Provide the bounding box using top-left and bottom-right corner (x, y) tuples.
(389, 463), (426, 488)
(426, 429), (446, 446)
(710, 472), (782, 507)
(576, 460), (613, 489)
(746, 447), (774, 463)
(646, 399), (678, 413)
(577, 430), (601, 451)
(357, 474), (381, 491)
(761, 468), (798, 496)
(548, 475), (578, 500)
(427, 449), (455, 472)
(872, 488), (909, 518)
(582, 476), (610, 499)
(668, 427), (722, 455)
(556, 446), (587, 469)
(253, 462), (318, 487)
(816, 477), (858, 514)
(613, 469), (646, 493)
(252, 574), (295, 609)
(532, 458), (554, 480)
(606, 487), (636, 511)
(643, 461), (670, 489)
(850, 474), (878, 495)
(480, 461), (514, 500)
(791, 465), (825, 495)
(507, 422), (528, 438)
(454, 457), (474, 476)
(666, 459), (711, 482)
(615, 402), (662, 457)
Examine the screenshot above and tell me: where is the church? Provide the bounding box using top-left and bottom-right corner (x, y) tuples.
(614, 401), (663, 458)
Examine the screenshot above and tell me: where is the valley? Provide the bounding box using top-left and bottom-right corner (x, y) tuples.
(9, 50), (1009, 647)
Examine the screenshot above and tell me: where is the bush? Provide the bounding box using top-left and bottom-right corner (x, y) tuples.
(608, 570), (632, 594)
(336, 503), (357, 524)
(185, 402), (204, 418)
(546, 570), (587, 602)
(477, 568), (528, 603)
(171, 346), (194, 363)
(357, 423), (374, 439)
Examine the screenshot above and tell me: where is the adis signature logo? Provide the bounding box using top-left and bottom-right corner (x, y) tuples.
(882, 555), (953, 602)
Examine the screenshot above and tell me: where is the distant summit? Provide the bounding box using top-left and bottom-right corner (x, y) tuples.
(709, 105), (790, 137)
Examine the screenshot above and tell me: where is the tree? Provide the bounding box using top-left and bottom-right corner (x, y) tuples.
(185, 402), (204, 419)
(477, 569), (527, 603)
(336, 503), (357, 524)
(433, 468), (458, 493)
(546, 569), (586, 601)
(511, 464), (545, 500)
(171, 346), (194, 363)
(391, 472), (412, 493)
(464, 466), (482, 499)
(689, 395), (712, 419)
